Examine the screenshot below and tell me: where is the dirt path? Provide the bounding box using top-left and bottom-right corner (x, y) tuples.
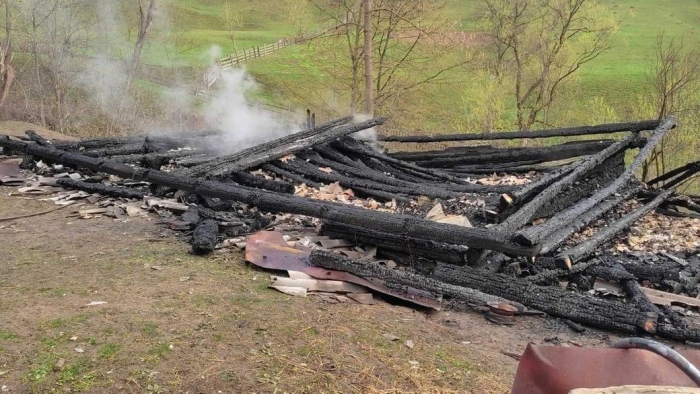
(0, 189), (625, 393)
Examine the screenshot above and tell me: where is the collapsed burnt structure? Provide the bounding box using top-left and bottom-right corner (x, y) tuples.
(2, 114), (700, 343)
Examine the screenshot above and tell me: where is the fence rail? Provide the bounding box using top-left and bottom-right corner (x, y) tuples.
(196, 33), (316, 95)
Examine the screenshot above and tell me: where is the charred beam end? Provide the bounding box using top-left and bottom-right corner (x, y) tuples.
(515, 116), (677, 246)
(191, 219), (218, 255)
(554, 188), (675, 267)
(309, 250), (523, 309)
(0, 137), (537, 256)
(55, 178), (146, 200)
(378, 119), (660, 143)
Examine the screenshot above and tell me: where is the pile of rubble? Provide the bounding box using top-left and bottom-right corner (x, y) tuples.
(2, 114), (700, 343)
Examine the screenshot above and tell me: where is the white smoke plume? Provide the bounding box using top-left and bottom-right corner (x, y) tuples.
(203, 61), (300, 154)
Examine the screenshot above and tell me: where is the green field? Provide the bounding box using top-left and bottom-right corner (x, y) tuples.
(147, 0), (700, 134)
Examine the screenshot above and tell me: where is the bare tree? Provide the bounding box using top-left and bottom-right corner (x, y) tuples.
(309, 0), (467, 115)
(0, 0), (15, 108)
(363, 0), (373, 115)
(223, 0), (243, 55)
(641, 33), (700, 182)
(126, 0), (156, 91)
(483, 0), (617, 131)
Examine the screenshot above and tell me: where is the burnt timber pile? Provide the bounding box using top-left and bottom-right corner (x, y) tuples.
(3, 115), (700, 343)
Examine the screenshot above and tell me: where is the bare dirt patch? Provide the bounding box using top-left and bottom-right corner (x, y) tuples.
(0, 121), (77, 141)
(0, 189), (660, 393)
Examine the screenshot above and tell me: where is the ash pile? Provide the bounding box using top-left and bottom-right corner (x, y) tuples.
(2, 114), (700, 343)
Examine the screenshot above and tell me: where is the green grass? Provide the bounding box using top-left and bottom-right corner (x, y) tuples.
(146, 0), (699, 130)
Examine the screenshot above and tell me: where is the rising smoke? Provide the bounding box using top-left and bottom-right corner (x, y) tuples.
(202, 47), (300, 154)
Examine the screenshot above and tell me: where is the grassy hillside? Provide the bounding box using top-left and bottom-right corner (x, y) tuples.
(150, 0), (700, 131)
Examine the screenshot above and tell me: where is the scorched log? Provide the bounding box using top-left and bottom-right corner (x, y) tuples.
(332, 138), (471, 184)
(184, 116), (360, 178)
(378, 120), (660, 142)
(554, 188), (675, 269)
(411, 140), (633, 168)
(515, 116), (676, 246)
(431, 263), (658, 335)
(319, 221), (468, 265)
(55, 178), (146, 199)
(538, 183), (641, 255)
(229, 171), (295, 194)
(309, 250), (523, 309)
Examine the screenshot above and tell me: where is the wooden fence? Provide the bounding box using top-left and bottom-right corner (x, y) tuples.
(196, 33), (316, 95)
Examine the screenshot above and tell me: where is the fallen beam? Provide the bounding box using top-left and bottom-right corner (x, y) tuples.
(310, 250), (523, 309)
(411, 140), (626, 168)
(515, 116), (676, 246)
(319, 221), (468, 265)
(539, 184), (641, 255)
(555, 188), (675, 268)
(55, 178), (146, 200)
(185, 116), (357, 178)
(378, 120), (659, 142)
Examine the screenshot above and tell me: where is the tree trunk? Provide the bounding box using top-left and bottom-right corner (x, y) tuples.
(363, 0), (373, 115)
(126, 0), (157, 91)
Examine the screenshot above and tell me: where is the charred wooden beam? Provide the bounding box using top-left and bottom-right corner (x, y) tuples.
(0, 136), (538, 256)
(496, 135), (638, 233)
(364, 157), (444, 183)
(229, 171), (294, 194)
(260, 163), (324, 188)
(319, 221), (468, 265)
(499, 160), (580, 210)
(431, 262), (658, 335)
(378, 120), (660, 143)
(332, 138), (471, 184)
(554, 188), (675, 269)
(310, 250), (522, 309)
(389, 145), (497, 161)
(446, 160), (556, 175)
(647, 161), (700, 187)
(515, 116), (676, 246)
(539, 184), (641, 255)
(110, 150), (204, 167)
(313, 145), (371, 169)
(55, 178), (146, 199)
(275, 158), (426, 200)
(82, 143), (148, 157)
(412, 140), (633, 168)
(185, 116), (357, 178)
(299, 150), (511, 196)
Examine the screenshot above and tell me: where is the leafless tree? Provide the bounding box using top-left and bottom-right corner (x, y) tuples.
(223, 1), (243, 55)
(483, 0), (617, 131)
(309, 0), (468, 115)
(642, 33), (700, 183)
(0, 0), (15, 108)
(126, 0), (156, 91)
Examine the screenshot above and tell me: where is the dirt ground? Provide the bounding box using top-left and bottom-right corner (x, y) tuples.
(0, 189), (645, 393)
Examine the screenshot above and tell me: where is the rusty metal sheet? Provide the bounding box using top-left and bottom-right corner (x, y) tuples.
(245, 231), (441, 310)
(512, 344), (700, 394)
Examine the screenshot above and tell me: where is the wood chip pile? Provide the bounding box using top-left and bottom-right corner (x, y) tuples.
(2, 114), (700, 343)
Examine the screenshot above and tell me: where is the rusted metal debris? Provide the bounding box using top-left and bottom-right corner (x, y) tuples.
(1, 114), (700, 343)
